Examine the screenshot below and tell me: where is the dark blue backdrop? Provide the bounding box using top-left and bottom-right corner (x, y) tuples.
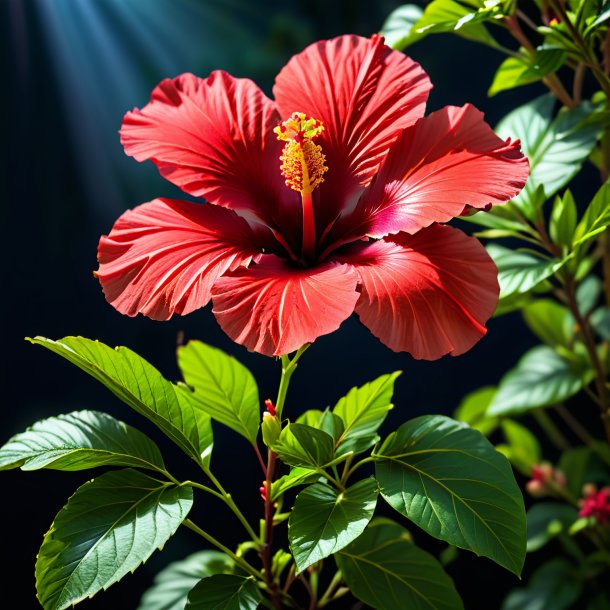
(2, 1), (541, 607)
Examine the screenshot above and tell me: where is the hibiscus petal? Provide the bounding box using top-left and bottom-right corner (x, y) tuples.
(120, 72), (292, 225)
(352, 104), (529, 239)
(339, 225), (499, 360)
(211, 257), (359, 356)
(273, 34), (431, 220)
(96, 198), (262, 320)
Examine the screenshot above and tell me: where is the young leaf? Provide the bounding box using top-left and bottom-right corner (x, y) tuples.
(522, 299), (574, 348)
(137, 551), (233, 610)
(487, 244), (567, 299)
(36, 469), (193, 610)
(550, 190), (578, 249)
(333, 372), (400, 456)
(177, 341), (260, 444)
(185, 575), (261, 610)
(454, 386), (499, 436)
(297, 409), (344, 443)
(374, 415), (526, 575)
(335, 519), (464, 610)
(0, 410), (165, 473)
(270, 467), (320, 500)
(526, 503), (578, 553)
(29, 337), (213, 464)
(380, 4), (424, 49)
(487, 345), (593, 416)
(288, 478), (378, 573)
(502, 559), (583, 610)
(272, 423), (335, 468)
(496, 96), (598, 219)
(573, 178), (610, 247)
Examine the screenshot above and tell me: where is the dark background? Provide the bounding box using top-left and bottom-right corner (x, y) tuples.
(2, 1), (543, 608)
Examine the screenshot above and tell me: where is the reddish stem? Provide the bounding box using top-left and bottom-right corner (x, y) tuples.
(262, 449), (282, 608)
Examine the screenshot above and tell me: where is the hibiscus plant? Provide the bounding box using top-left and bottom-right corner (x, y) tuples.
(3, 2), (610, 608)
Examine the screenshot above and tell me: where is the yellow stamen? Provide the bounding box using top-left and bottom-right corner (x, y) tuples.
(274, 112), (328, 194)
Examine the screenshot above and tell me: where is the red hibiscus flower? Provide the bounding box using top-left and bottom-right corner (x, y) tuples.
(96, 34), (529, 359)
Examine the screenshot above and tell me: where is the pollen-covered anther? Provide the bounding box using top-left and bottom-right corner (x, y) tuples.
(274, 112), (328, 194)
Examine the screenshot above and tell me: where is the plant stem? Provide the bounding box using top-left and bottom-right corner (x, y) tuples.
(555, 404), (599, 447)
(565, 277), (610, 442)
(533, 409), (571, 450)
(183, 519), (264, 580)
(317, 571), (345, 608)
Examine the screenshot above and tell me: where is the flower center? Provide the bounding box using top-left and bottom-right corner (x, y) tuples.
(274, 112), (328, 262)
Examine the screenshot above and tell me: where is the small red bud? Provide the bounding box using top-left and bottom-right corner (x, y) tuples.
(264, 399), (276, 417)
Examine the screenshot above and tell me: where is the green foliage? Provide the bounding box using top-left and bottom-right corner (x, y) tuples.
(550, 190), (578, 249)
(185, 575), (261, 610)
(573, 178), (610, 247)
(288, 478), (378, 573)
(502, 559), (583, 610)
(488, 345), (594, 416)
(374, 415), (526, 575)
(332, 372), (400, 456)
(29, 337), (213, 465)
(380, 4), (424, 49)
(522, 300), (574, 348)
(495, 95), (598, 219)
(496, 419), (542, 475)
(558, 444), (610, 496)
(335, 519), (464, 610)
(137, 551), (233, 610)
(526, 503), (579, 553)
(270, 467), (320, 500)
(177, 341), (260, 444)
(272, 423), (335, 468)
(36, 469), (193, 610)
(454, 386), (499, 435)
(0, 410), (165, 473)
(489, 48), (567, 97)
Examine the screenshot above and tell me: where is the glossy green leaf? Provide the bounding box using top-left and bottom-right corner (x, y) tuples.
(496, 419), (542, 476)
(270, 467), (319, 500)
(380, 4), (424, 49)
(185, 575), (261, 610)
(502, 559), (582, 610)
(496, 96), (598, 219)
(453, 386), (498, 436)
(550, 190), (577, 248)
(0, 410), (165, 473)
(289, 478), (378, 573)
(29, 337), (213, 464)
(375, 415), (526, 575)
(36, 469), (193, 610)
(574, 179), (610, 247)
(333, 372), (400, 456)
(488, 345), (593, 416)
(137, 551), (233, 610)
(591, 307), (610, 340)
(576, 276), (602, 315)
(178, 341), (259, 444)
(272, 423), (334, 468)
(487, 245), (567, 299)
(489, 48), (566, 96)
(526, 503), (578, 553)
(297, 409), (344, 443)
(335, 519), (464, 610)
(522, 299), (574, 348)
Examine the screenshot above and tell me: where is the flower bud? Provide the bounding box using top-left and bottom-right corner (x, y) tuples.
(262, 411), (281, 446)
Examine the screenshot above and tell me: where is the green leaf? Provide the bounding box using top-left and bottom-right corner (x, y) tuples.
(375, 415), (526, 575)
(270, 467), (320, 500)
(559, 443), (610, 496)
(289, 478), (378, 573)
(487, 244), (567, 299)
(489, 48), (566, 96)
(178, 341), (260, 444)
(297, 409), (344, 443)
(496, 96), (598, 219)
(591, 307), (610, 340)
(272, 423), (334, 468)
(502, 559), (582, 610)
(408, 0), (506, 48)
(526, 503), (578, 553)
(186, 575), (261, 610)
(574, 178), (610, 246)
(333, 372), (400, 456)
(380, 4), (424, 49)
(550, 190), (578, 249)
(522, 299), (574, 348)
(496, 419), (542, 476)
(29, 337), (213, 464)
(487, 345), (593, 416)
(137, 551), (233, 610)
(36, 469), (193, 610)
(453, 386), (498, 436)
(335, 519), (464, 610)
(0, 410), (165, 473)
(576, 276), (603, 315)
